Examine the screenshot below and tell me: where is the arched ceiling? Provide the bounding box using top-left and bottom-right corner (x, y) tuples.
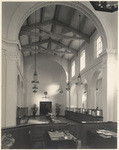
(19, 4), (96, 59)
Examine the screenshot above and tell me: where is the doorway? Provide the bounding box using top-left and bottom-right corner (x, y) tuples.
(40, 102), (52, 115)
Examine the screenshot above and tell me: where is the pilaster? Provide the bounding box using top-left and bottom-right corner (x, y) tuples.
(101, 50), (117, 122)
(2, 40), (20, 127)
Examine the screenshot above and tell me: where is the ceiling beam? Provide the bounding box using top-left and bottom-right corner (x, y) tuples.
(55, 20), (90, 43)
(62, 9), (77, 58)
(79, 15), (88, 31)
(20, 30), (83, 40)
(51, 39), (78, 55)
(22, 37), (78, 56)
(20, 20), (53, 34)
(47, 38), (51, 50)
(41, 7), (45, 24)
(47, 5), (60, 51)
(27, 17), (32, 56)
(22, 47), (73, 55)
(22, 38), (49, 47)
(38, 7), (45, 42)
(51, 5), (60, 33)
(20, 19), (89, 42)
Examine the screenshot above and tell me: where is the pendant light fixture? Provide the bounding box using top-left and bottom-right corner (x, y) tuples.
(31, 11), (39, 93)
(59, 55), (63, 94)
(66, 47), (70, 91)
(76, 15), (82, 86)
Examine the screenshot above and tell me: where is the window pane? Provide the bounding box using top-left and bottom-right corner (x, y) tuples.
(96, 36), (102, 57)
(71, 61), (75, 77)
(80, 50), (85, 71)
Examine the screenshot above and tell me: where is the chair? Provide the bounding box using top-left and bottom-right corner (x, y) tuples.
(28, 130), (45, 149)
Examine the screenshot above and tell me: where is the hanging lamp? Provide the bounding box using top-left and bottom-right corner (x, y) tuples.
(75, 16), (83, 86)
(66, 47), (70, 91)
(31, 11), (39, 93)
(59, 55), (63, 94)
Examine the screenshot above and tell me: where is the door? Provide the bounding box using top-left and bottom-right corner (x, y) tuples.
(40, 102), (52, 115)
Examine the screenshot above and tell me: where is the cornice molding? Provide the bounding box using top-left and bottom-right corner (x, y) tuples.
(2, 38), (21, 50)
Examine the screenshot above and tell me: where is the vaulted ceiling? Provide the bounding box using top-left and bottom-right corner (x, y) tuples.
(19, 4), (96, 59)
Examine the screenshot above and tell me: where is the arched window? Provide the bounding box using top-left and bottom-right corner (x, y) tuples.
(80, 50), (85, 71)
(96, 36), (102, 57)
(71, 60), (75, 77)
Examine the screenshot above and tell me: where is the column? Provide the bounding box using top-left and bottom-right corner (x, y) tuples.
(101, 51), (117, 121)
(106, 52), (117, 121)
(2, 41), (18, 127)
(101, 55), (107, 121)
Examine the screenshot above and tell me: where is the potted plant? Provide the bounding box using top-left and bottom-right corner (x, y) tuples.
(2, 133), (15, 149)
(55, 103), (61, 116)
(31, 104), (38, 118)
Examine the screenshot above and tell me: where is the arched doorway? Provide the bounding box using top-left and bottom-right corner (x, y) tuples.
(90, 69), (103, 109)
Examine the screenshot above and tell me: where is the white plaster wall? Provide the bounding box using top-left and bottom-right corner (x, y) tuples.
(69, 31), (103, 109)
(24, 53), (67, 116)
(69, 28), (117, 121)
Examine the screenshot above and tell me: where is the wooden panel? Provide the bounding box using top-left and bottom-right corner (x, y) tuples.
(65, 110), (103, 122)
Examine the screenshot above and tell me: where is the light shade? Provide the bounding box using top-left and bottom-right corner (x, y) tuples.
(32, 85), (38, 89)
(33, 90), (37, 93)
(66, 82), (70, 91)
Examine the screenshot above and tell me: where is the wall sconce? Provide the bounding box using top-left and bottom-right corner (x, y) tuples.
(66, 82), (70, 91)
(84, 91), (87, 94)
(76, 74), (82, 85)
(59, 86), (63, 93)
(96, 88), (99, 92)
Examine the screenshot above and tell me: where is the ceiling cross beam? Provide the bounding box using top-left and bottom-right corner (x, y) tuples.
(22, 38), (49, 48)
(20, 20), (53, 34)
(47, 5), (60, 51)
(27, 17), (32, 56)
(51, 39), (78, 56)
(22, 47), (73, 55)
(38, 7), (45, 44)
(54, 20), (90, 43)
(20, 30), (82, 40)
(20, 19), (89, 42)
(79, 15), (88, 31)
(61, 9), (77, 58)
(21, 38), (78, 56)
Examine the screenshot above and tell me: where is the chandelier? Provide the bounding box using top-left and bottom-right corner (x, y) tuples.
(66, 45), (70, 91)
(59, 56), (63, 94)
(90, 1), (118, 12)
(31, 11), (39, 93)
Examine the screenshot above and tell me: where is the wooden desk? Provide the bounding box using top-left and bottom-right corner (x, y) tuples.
(47, 131), (78, 148)
(87, 130), (117, 148)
